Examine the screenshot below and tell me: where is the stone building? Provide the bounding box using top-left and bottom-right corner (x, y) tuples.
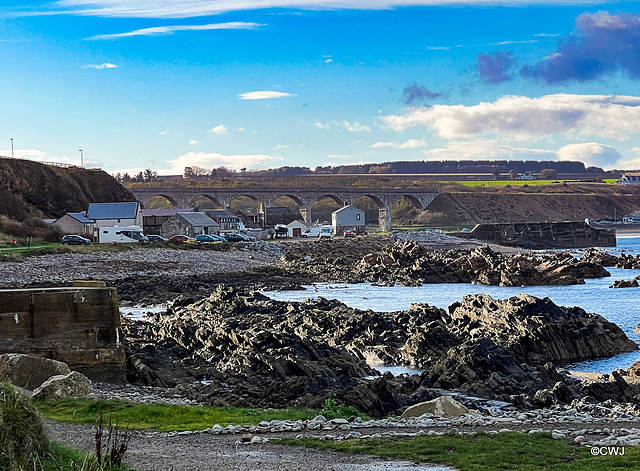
(160, 212), (220, 238)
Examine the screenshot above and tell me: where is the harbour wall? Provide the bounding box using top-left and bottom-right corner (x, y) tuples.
(0, 281), (125, 383)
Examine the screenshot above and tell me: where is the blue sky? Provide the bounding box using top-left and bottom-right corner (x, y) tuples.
(3, 1), (640, 174)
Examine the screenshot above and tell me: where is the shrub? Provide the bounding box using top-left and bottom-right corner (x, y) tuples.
(320, 398), (360, 420)
(0, 382), (49, 471)
(43, 226), (64, 243)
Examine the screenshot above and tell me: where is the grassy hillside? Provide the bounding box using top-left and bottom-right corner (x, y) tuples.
(0, 158), (133, 220)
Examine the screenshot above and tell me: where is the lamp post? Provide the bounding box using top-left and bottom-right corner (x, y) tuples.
(10, 138), (13, 158)
(78, 149), (83, 167)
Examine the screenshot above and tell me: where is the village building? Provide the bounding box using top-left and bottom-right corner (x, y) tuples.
(204, 209), (243, 233)
(160, 212), (220, 238)
(86, 202), (143, 228)
(52, 212), (94, 237)
(286, 219), (308, 238)
(142, 208), (193, 235)
(616, 173), (640, 185)
(331, 205), (365, 235)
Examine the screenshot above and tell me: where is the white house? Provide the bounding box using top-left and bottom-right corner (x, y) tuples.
(616, 173), (640, 185)
(86, 202), (143, 228)
(331, 205), (365, 235)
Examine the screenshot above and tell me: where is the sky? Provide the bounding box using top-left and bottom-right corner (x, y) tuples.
(4, 1), (640, 175)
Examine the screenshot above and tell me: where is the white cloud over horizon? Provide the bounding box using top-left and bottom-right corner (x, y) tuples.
(34, 1), (619, 19)
(82, 62), (118, 68)
(238, 91), (296, 100)
(371, 139), (427, 149)
(166, 151), (284, 172)
(557, 142), (622, 169)
(382, 94), (640, 142)
(85, 22), (263, 40)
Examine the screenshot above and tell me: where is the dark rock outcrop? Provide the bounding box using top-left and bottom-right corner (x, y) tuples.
(123, 285), (638, 417)
(610, 279), (639, 288)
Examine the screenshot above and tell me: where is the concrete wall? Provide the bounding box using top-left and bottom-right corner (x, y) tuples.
(455, 221), (616, 249)
(0, 284), (125, 383)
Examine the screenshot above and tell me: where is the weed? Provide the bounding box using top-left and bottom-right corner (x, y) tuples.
(320, 398), (360, 420)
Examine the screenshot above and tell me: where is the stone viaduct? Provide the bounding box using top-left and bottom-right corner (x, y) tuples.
(130, 187), (440, 231)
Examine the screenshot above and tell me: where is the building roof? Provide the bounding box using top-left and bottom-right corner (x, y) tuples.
(206, 209), (240, 220)
(142, 208), (193, 217)
(177, 212), (219, 227)
(333, 205), (364, 214)
(67, 212), (94, 224)
(87, 202), (139, 220)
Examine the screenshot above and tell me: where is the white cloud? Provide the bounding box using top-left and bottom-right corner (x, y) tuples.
(422, 140), (557, 161)
(82, 62), (118, 69)
(208, 124), (228, 135)
(343, 121), (371, 132)
(370, 139), (427, 149)
(85, 22), (263, 40)
(36, 1), (613, 19)
(557, 142), (621, 170)
(166, 151), (283, 172)
(238, 91), (296, 100)
(189, 140), (200, 145)
(487, 39), (539, 46)
(159, 130), (170, 135)
(382, 94), (640, 141)
(314, 121), (330, 129)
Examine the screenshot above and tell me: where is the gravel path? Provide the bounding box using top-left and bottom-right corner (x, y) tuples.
(44, 421), (452, 471)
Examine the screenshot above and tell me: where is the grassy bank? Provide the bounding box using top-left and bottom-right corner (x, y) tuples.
(279, 432), (640, 471)
(38, 399), (326, 432)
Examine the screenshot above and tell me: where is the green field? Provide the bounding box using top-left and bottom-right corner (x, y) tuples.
(442, 179), (617, 187)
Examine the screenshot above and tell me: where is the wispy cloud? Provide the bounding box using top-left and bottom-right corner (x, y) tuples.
(167, 151), (283, 172)
(82, 62), (118, 69)
(371, 139), (427, 149)
(86, 22), (262, 40)
(342, 121), (371, 132)
(32, 1), (618, 19)
(488, 39), (538, 46)
(159, 130), (170, 135)
(402, 83), (445, 105)
(314, 121), (330, 129)
(382, 93), (640, 141)
(477, 51), (515, 84)
(189, 140), (200, 145)
(208, 124), (228, 135)
(238, 91), (296, 100)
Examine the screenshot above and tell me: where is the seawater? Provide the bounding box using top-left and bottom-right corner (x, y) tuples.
(264, 237), (640, 375)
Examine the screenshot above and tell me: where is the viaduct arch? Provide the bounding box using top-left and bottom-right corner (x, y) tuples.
(131, 187), (440, 231)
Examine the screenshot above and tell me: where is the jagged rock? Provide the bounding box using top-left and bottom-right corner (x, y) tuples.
(447, 294), (638, 365)
(400, 396), (469, 418)
(610, 279), (639, 288)
(0, 354), (71, 390)
(31, 371), (92, 400)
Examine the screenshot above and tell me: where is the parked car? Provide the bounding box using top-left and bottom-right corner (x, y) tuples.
(146, 235), (167, 242)
(61, 234), (91, 245)
(224, 233), (248, 242)
(343, 228), (356, 238)
(169, 234), (195, 243)
(195, 234), (225, 243)
(318, 225), (334, 239)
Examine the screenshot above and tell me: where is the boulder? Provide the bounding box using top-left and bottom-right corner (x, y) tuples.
(401, 396), (469, 418)
(31, 371), (92, 400)
(0, 354), (71, 390)
(609, 279), (639, 288)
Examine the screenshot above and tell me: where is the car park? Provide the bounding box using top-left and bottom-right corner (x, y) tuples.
(195, 234), (225, 243)
(169, 234), (195, 243)
(61, 234), (91, 245)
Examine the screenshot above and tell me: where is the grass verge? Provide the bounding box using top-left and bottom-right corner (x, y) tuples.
(277, 432), (640, 471)
(37, 399), (323, 432)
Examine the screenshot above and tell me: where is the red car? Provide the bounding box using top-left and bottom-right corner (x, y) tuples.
(169, 235), (194, 243)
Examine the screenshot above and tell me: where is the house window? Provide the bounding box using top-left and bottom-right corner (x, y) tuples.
(356, 214), (361, 220)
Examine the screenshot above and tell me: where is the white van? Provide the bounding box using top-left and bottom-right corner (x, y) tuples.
(318, 225), (334, 239)
(301, 226), (321, 238)
(97, 226), (148, 243)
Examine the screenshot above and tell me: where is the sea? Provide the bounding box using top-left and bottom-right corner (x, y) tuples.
(263, 236), (640, 375)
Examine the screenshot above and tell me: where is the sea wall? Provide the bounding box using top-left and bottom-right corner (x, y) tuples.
(455, 221), (616, 249)
(0, 282), (125, 383)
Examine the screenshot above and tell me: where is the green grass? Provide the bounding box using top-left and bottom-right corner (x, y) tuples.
(42, 442), (134, 471)
(37, 399), (323, 432)
(278, 432), (640, 471)
(446, 180), (576, 187)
